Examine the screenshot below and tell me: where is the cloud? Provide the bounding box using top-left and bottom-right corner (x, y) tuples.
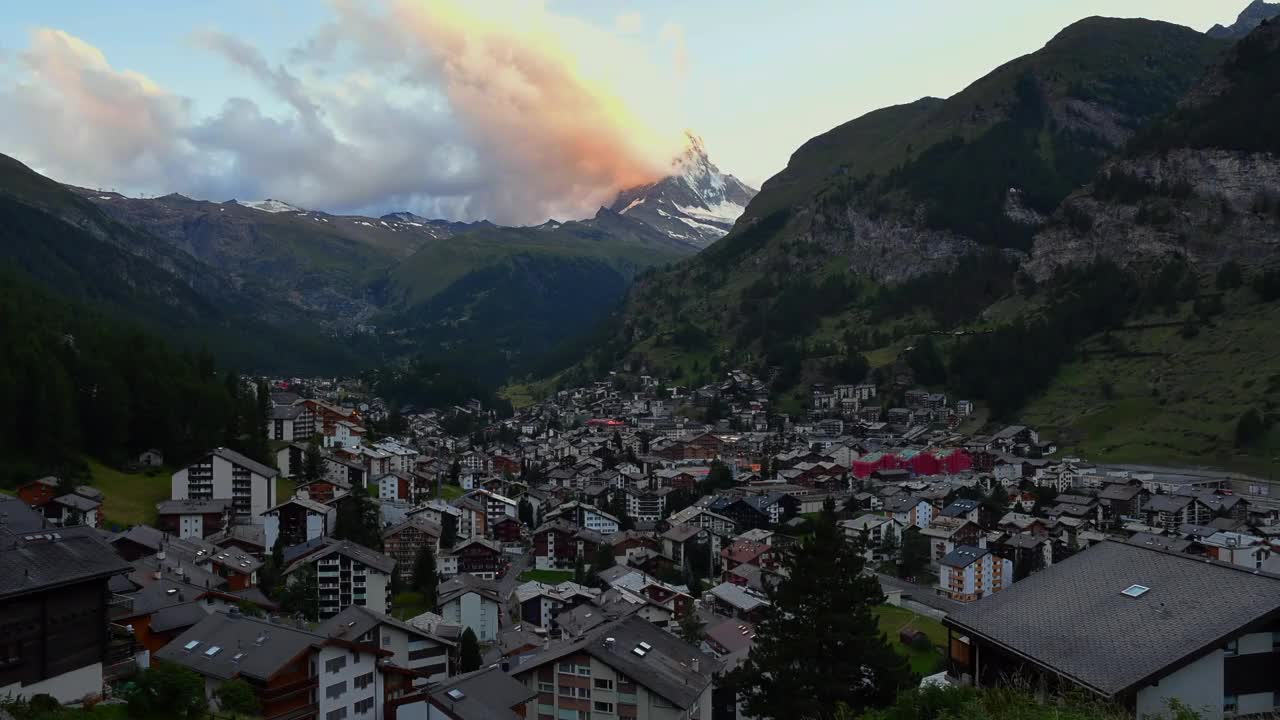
(0, 1), (686, 224)
(660, 22), (689, 80)
(615, 12), (644, 34)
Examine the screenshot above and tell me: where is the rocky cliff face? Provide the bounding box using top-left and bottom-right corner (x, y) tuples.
(1027, 150), (1280, 279)
(1208, 0), (1280, 39)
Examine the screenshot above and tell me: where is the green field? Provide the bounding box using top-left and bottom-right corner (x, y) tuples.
(277, 476), (297, 503)
(89, 459), (171, 528)
(391, 591), (428, 621)
(518, 569), (575, 584)
(1022, 292), (1280, 475)
(874, 604), (946, 676)
(438, 483), (465, 501)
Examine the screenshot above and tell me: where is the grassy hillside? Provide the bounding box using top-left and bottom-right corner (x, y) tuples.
(1023, 285), (1280, 474)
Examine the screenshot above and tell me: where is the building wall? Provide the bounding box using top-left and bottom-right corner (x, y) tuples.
(172, 455), (273, 526)
(317, 644), (383, 720)
(441, 594), (498, 643)
(178, 514), (204, 539)
(1135, 650), (1224, 720)
(0, 662), (103, 705)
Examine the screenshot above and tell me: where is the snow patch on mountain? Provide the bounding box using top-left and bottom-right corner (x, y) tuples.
(237, 198), (304, 213)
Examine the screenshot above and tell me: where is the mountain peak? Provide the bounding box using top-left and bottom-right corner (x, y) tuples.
(1208, 0), (1280, 39)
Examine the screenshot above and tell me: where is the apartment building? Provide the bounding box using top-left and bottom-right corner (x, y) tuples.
(171, 447), (279, 526)
(938, 545), (1012, 603)
(511, 615), (716, 720)
(319, 605), (453, 686)
(284, 538), (396, 619)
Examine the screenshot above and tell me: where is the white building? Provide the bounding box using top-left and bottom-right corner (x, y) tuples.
(938, 545), (1011, 602)
(437, 574), (502, 643)
(284, 538), (396, 619)
(319, 605), (454, 686)
(171, 447), (278, 526)
(261, 496), (335, 551)
(546, 501), (621, 535)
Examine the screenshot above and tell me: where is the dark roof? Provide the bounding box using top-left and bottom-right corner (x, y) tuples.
(113, 524), (166, 552)
(53, 493), (101, 512)
(945, 540), (1280, 697)
(120, 577), (212, 616)
(282, 537), (396, 576)
(209, 447), (279, 479)
(0, 525), (131, 600)
(156, 498), (233, 515)
(941, 499), (980, 517)
(1144, 495), (1192, 513)
(270, 405), (304, 420)
(427, 666), (536, 720)
(318, 604), (455, 647)
(149, 601), (212, 633)
(940, 545), (988, 568)
(155, 611), (322, 681)
(512, 614), (716, 710)
(1098, 483), (1144, 502)
(439, 573), (502, 606)
(0, 496), (47, 533)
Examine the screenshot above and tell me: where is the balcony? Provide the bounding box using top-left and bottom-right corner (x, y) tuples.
(108, 594), (135, 620)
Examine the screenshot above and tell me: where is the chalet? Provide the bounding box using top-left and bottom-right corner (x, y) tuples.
(138, 448), (165, 467)
(946, 541), (1280, 718)
(452, 538), (504, 580)
(0, 526), (132, 703)
(545, 500), (621, 535)
(171, 447), (278, 525)
(720, 540), (776, 581)
(707, 581), (771, 622)
(533, 519), (601, 571)
(16, 476), (60, 508)
(1143, 495), (1212, 532)
(46, 489), (103, 528)
(882, 495), (936, 529)
(155, 498), (233, 539)
(491, 514), (524, 543)
(508, 615), (715, 719)
(388, 664), (534, 720)
(608, 530), (661, 565)
(938, 546), (1011, 602)
(940, 498), (981, 524)
(660, 523), (709, 569)
(262, 496), (335, 551)
(514, 580), (597, 629)
(156, 610), (388, 720)
(376, 471), (414, 501)
(921, 518), (983, 569)
(382, 515), (443, 584)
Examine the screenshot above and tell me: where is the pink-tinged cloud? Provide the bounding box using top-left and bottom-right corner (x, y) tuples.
(0, 2), (687, 225)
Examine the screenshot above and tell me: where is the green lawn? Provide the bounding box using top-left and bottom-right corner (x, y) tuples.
(517, 569), (575, 584)
(277, 476), (297, 503)
(89, 459), (171, 528)
(874, 604), (946, 676)
(438, 483), (465, 501)
(391, 591), (428, 621)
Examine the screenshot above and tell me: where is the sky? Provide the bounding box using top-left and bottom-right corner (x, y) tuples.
(0, 1), (1241, 224)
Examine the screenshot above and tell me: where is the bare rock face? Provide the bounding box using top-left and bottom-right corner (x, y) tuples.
(1027, 149), (1280, 279)
(801, 204), (981, 285)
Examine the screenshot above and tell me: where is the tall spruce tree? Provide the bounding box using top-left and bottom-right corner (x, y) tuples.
(459, 628), (483, 673)
(413, 543), (440, 608)
(728, 515), (911, 719)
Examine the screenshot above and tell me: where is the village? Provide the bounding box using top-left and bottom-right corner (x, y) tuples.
(4, 367), (1280, 720)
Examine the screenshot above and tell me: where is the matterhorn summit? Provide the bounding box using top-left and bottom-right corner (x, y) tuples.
(608, 131), (757, 249)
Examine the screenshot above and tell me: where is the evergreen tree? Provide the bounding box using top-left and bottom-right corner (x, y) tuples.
(591, 543), (616, 581)
(459, 628), (483, 673)
(214, 678), (261, 716)
(677, 602), (705, 645)
(1235, 408), (1267, 448)
(279, 565), (319, 621)
(573, 556), (586, 585)
(518, 497), (535, 527)
(126, 660), (209, 719)
(413, 543), (440, 607)
(303, 441), (323, 483)
(440, 513), (458, 550)
(334, 492), (383, 551)
(898, 528), (930, 580)
(728, 518), (912, 719)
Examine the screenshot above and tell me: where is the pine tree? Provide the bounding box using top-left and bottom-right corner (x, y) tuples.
(677, 602), (705, 645)
(303, 441), (323, 483)
(413, 543), (439, 608)
(459, 627), (483, 673)
(518, 497), (535, 527)
(728, 518), (912, 719)
(440, 513), (458, 550)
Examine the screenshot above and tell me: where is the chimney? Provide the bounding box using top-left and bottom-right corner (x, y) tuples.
(691, 658), (699, 673)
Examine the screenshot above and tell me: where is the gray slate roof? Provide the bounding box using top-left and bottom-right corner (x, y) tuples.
(511, 614), (716, 710)
(155, 611), (322, 681)
(317, 604), (454, 646)
(439, 573), (502, 606)
(156, 498), (233, 515)
(0, 496), (48, 533)
(945, 540), (1280, 697)
(0, 525), (131, 600)
(210, 447), (280, 479)
(427, 666), (536, 720)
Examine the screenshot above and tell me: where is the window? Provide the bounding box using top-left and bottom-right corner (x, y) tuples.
(382, 635), (392, 647)
(594, 701), (615, 713)
(354, 672), (374, 690)
(325, 681), (347, 699)
(326, 709), (347, 720)
(538, 681), (555, 693)
(1224, 694), (1237, 713)
(354, 697), (375, 715)
(1225, 639), (1239, 657)
(326, 656), (347, 674)
(594, 678), (614, 690)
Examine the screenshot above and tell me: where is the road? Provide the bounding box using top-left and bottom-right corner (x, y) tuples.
(497, 551), (531, 600)
(875, 573), (962, 619)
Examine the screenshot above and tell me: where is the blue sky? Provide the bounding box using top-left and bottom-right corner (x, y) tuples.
(0, 1), (1240, 222)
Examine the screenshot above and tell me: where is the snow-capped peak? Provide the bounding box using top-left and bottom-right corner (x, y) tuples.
(237, 198), (304, 214)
